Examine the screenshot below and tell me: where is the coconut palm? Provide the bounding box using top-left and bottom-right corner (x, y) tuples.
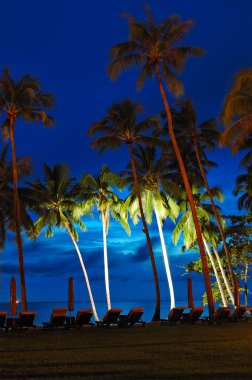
(123, 145), (179, 310)
(233, 165), (252, 214)
(171, 99), (236, 297)
(26, 163), (99, 321)
(221, 68), (252, 153)
(89, 99), (162, 320)
(172, 186), (231, 306)
(108, 6), (215, 318)
(0, 145), (33, 250)
(79, 165), (130, 310)
(0, 67), (54, 311)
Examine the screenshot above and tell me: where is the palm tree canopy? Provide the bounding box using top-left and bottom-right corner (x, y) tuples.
(25, 163), (90, 241)
(171, 99), (219, 150)
(0, 145), (33, 249)
(122, 145), (180, 224)
(221, 68), (252, 153)
(233, 166), (252, 214)
(172, 185), (225, 248)
(89, 99), (162, 152)
(0, 67), (54, 139)
(108, 6), (204, 96)
(79, 165), (130, 235)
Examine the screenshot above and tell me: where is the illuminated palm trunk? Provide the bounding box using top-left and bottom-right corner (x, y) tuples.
(154, 206), (175, 310)
(9, 117), (27, 312)
(194, 140), (236, 291)
(244, 261), (249, 307)
(155, 64), (215, 320)
(66, 226), (99, 321)
(101, 212), (111, 310)
(212, 245), (235, 305)
(203, 236), (227, 307)
(128, 144), (161, 321)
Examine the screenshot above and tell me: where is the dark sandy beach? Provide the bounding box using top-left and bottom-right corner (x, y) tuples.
(1, 322), (252, 379)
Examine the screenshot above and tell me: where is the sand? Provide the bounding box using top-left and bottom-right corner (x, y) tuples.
(1, 322), (252, 379)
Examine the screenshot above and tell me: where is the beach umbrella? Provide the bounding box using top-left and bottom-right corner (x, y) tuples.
(234, 277), (240, 308)
(68, 276), (74, 312)
(10, 276), (17, 316)
(187, 278), (194, 309)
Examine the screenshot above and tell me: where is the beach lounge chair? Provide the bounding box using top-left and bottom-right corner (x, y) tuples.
(96, 308), (123, 328)
(161, 307), (186, 325)
(203, 307), (232, 324)
(16, 312), (37, 330)
(228, 307), (248, 322)
(74, 308), (94, 327)
(181, 306), (204, 324)
(43, 307), (68, 329)
(118, 307), (145, 328)
(0, 312), (7, 332)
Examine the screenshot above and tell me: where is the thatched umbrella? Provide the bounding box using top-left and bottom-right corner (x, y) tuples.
(68, 277), (74, 324)
(187, 278), (194, 309)
(10, 276), (17, 328)
(10, 276), (17, 315)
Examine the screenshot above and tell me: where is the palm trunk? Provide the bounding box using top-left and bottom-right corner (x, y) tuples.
(212, 245), (235, 305)
(154, 206), (175, 310)
(155, 64), (215, 321)
(128, 144), (160, 321)
(244, 261), (248, 307)
(66, 226), (99, 321)
(194, 141), (236, 291)
(203, 237), (227, 307)
(9, 118), (27, 312)
(101, 212), (111, 310)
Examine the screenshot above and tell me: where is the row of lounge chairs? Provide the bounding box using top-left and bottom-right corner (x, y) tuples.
(161, 306), (252, 325)
(1, 306), (251, 331)
(0, 307), (146, 331)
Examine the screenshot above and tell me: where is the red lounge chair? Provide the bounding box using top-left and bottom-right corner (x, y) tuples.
(43, 307), (68, 329)
(181, 306), (204, 324)
(16, 312), (37, 329)
(96, 308), (123, 327)
(118, 307), (145, 327)
(161, 307), (186, 325)
(204, 307), (233, 324)
(74, 308), (94, 327)
(228, 307), (248, 322)
(0, 312), (7, 332)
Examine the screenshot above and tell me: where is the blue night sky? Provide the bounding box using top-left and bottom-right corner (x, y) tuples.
(0, 1), (251, 313)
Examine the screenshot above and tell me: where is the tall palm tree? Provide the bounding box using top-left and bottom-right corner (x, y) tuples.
(80, 165), (130, 310)
(171, 99), (236, 297)
(0, 67), (54, 311)
(26, 163), (99, 321)
(172, 186), (231, 306)
(108, 7), (215, 318)
(0, 145), (33, 250)
(233, 165), (252, 214)
(89, 99), (162, 320)
(221, 68), (252, 153)
(123, 146), (179, 310)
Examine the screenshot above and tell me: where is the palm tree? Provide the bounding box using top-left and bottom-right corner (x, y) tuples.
(221, 68), (252, 153)
(79, 165), (130, 310)
(108, 6), (215, 318)
(0, 67), (54, 311)
(123, 146), (179, 310)
(26, 163), (99, 321)
(171, 99), (236, 297)
(172, 186), (230, 306)
(89, 99), (162, 320)
(0, 145), (33, 250)
(233, 165), (252, 214)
